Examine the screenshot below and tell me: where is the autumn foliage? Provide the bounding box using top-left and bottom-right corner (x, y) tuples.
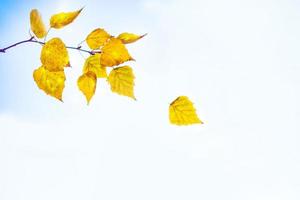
(0, 7), (203, 126)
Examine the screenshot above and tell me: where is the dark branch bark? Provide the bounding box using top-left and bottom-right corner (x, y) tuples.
(0, 37), (100, 55)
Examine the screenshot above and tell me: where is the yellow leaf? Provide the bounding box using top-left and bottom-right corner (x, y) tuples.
(50, 8), (83, 29)
(40, 37), (69, 72)
(33, 66), (66, 101)
(108, 66), (135, 99)
(86, 28), (111, 50)
(83, 54), (107, 78)
(30, 9), (47, 39)
(77, 71), (97, 104)
(169, 96), (203, 126)
(117, 32), (146, 44)
(100, 38), (133, 67)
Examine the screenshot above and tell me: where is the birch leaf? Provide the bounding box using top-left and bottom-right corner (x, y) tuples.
(117, 32), (146, 44)
(30, 9), (47, 39)
(86, 28), (111, 50)
(100, 38), (133, 67)
(40, 37), (69, 72)
(50, 8), (83, 29)
(33, 66), (66, 101)
(83, 54), (107, 78)
(108, 66), (135, 99)
(77, 71), (97, 104)
(169, 96), (203, 126)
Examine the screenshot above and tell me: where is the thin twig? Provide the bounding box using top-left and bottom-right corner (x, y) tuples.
(0, 36), (35, 53)
(0, 37), (100, 55)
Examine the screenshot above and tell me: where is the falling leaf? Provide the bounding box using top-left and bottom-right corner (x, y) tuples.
(169, 96), (203, 126)
(86, 28), (111, 50)
(50, 8), (83, 29)
(33, 66), (66, 101)
(117, 32), (146, 44)
(30, 9), (47, 39)
(77, 71), (97, 104)
(40, 37), (69, 72)
(83, 54), (107, 78)
(100, 38), (133, 67)
(108, 66), (135, 99)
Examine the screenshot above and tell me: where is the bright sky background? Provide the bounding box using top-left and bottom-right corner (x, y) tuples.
(0, 0), (300, 199)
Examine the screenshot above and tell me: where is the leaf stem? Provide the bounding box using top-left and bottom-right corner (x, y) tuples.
(43, 27), (51, 43)
(0, 36), (100, 55)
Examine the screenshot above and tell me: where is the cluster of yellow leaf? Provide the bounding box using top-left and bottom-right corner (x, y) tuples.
(78, 29), (143, 103)
(29, 8), (203, 125)
(30, 8), (82, 101)
(29, 8), (143, 103)
(30, 8), (82, 38)
(33, 37), (70, 101)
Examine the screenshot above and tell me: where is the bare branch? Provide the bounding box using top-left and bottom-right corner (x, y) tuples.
(0, 37), (100, 55)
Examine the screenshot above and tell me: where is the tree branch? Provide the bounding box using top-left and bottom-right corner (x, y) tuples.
(0, 36), (100, 55)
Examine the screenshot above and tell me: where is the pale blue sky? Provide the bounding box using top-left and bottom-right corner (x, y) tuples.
(1, 0), (300, 199)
